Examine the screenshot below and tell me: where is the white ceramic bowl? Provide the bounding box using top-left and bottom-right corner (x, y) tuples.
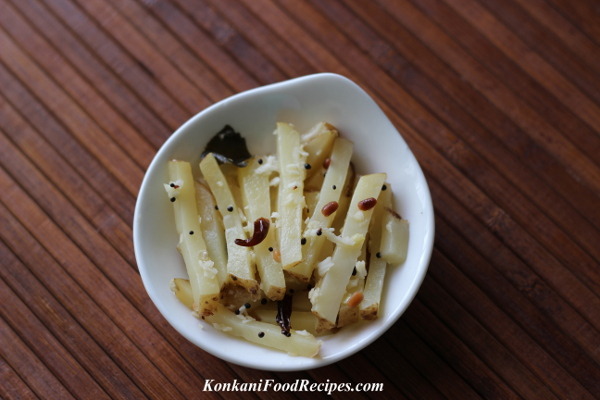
(133, 73), (434, 371)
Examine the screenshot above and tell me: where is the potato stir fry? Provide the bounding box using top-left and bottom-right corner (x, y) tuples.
(165, 122), (409, 357)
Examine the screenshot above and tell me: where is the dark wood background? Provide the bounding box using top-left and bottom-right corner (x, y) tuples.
(1, 0), (598, 399)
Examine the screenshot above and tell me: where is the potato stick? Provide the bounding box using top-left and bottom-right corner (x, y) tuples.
(166, 161), (199, 235)
(360, 259), (386, 320)
(276, 123), (307, 270)
(380, 205), (410, 265)
(207, 304), (321, 357)
(199, 153), (258, 294)
(195, 181), (228, 288)
(165, 160), (220, 314)
(287, 138), (354, 281)
(301, 122), (338, 181)
(360, 184), (392, 319)
(310, 173), (386, 330)
(174, 278), (266, 316)
(338, 243), (367, 327)
(171, 278), (194, 309)
(332, 164), (356, 233)
(238, 158), (286, 300)
(337, 282), (363, 327)
(221, 163), (245, 218)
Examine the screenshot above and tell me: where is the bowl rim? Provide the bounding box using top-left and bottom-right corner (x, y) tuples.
(133, 72), (435, 371)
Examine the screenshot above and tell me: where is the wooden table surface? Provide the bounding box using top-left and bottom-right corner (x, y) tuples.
(1, 0), (599, 399)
